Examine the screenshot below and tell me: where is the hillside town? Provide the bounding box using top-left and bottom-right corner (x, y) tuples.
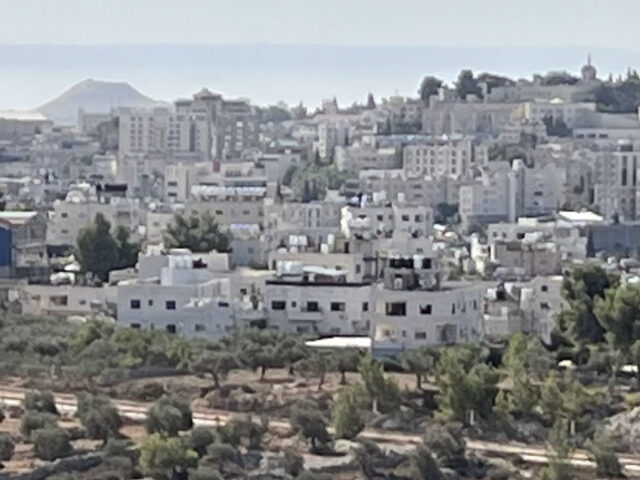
(0, 56), (640, 480)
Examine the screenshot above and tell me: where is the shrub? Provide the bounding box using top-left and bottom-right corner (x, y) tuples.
(76, 393), (122, 442)
(0, 433), (15, 462)
(33, 427), (72, 461)
(145, 395), (193, 436)
(24, 390), (58, 415)
(20, 411), (58, 439)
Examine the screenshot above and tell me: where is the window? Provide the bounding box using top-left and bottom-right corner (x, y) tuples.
(540, 302), (550, 310)
(401, 214), (410, 222)
(414, 331), (427, 340)
(420, 304), (432, 315)
(195, 324), (206, 332)
(148, 299), (154, 306)
(306, 301), (319, 312)
(385, 302), (407, 316)
(362, 302), (369, 312)
(166, 300), (176, 310)
(166, 324), (177, 334)
(331, 302), (345, 312)
(414, 214), (423, 222)
(130, 323), (141, 329)
(61, 212), (68, 218)
(291, 301), (297, 308)
(541, 285), (548, 292)
(130, 299), (141, 309)
(240, 288), (247, 296)
(218, 301), (230, 308)
(356, 264), (361, 274)
(271, 300), (286, 310)
(451, 303), (456, 314)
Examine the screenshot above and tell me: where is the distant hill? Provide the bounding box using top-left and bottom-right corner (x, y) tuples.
(36, 79), (163, 125)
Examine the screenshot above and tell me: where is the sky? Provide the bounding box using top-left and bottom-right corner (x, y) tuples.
(1, 0), (640, 49)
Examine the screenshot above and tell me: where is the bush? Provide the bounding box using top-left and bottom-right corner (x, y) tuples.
(0, 433), (15, 462)
(145, 395), (193, 436)
(187, 427), (215, 457)
(332, 384), (367, 439)
(33, 427), (72, 461)
(290, 400), (331, 452)
(410, 445), (442, 480)
(76, 393), (122, 442)
(24, 390), (58, 415)
(139, 434), (197, 480)
(283, 448), (304, 476)
(20, 411), (58, 439)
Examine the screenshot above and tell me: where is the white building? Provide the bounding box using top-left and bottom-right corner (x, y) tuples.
(402, 137), (482, 178)
(372, 254), (485, 353)
(117, 251), (233, 339)
(265, 261), (372, 336)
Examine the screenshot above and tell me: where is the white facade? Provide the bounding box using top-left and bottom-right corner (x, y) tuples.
(403, 138), (479, 178)
(117, 253), (233, 339)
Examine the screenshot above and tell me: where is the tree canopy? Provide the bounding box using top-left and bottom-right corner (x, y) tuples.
(418, 76), (443, 103)
(455, 70), (482, 100)
(164, 211), (230, 253)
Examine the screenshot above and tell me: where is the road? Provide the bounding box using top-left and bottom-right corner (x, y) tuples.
(1, 386), (638, 474)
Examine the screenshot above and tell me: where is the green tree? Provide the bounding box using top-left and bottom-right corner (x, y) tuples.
(296, 350), (334, 390)
(33, 427), (72, 461)
(455, 70), (482, 100)
(20, 411), (58, 439)
(145, 395), (193, 436)
(476, 72), (514, 93)
(418, 76), (443, 103)
(334, 348), (361, 385)
(0, 433), (15, 465)
(401, 347), (437, 390)
(595, 284), (640, 352)
(435, 345), (498, 424)
(541, 72), (579, 86)
(164, 211), (230, 253)
(541, 419), (574, 480)
(24, 390), (58, 415)
(557, 265), (619, 346)
(587, 427), (623, 478)
(596, 74), (640, 113)
(186, 427), (215, 458)
(139, 434), (197, 480)
(77, 213), (119, 281)
(290, 400), (331, 452)
(410, 445), (443, 480)
(358, 355), (401, 413)
(332, 383), (368, 439)
(113, 225), (140, 270)
(76, 393), (122, 443)
(190, 349), (238, 390)
(218, 415), (268, 450)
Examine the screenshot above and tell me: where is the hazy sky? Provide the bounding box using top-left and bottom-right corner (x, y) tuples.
(1, 0), (639, 50)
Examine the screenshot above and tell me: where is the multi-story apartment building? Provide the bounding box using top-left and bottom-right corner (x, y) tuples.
(265, 261), (372, 336)
(402, 137), (482, 178)
(186, 186), (266, 227)
(117, 251), (234, 339)
(47, 188), (143, 247)
(372, 254), (485, 353)
(359, 170), (461, 207)
(341, 198), (433, 240)
(118, 89), (258, 161)
(334, 143), (399, 173)
(317, 120), (349, 160)
(459, 160), (566, 230)
(592, 141), (639, 220)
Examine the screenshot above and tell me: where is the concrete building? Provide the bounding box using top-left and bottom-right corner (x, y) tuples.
(265, 261), (372, 336)
(0, 111), (53, 141)
(0, 211), (48, 281)
(47, 187), (143, 247)
(335, 144), (399, 173)
(372, 254), (485, 353)
(317, 120), (349, 160)
(402, 137), (483, 178)
(341, 197), (433, 240)
(117, 251), (234, 339)
(592, 141), (639, 220)
(186, 186), (266, 227)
